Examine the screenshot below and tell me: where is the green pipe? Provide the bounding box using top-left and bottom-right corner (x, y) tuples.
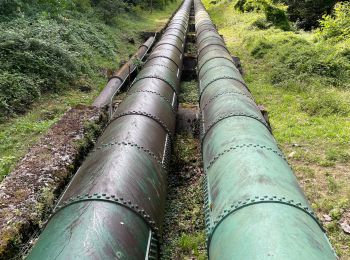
(194, 0), (337, 259)
(26, 1), (192, 259)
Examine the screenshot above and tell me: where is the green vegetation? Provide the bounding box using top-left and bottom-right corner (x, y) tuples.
(162, 134), (206, 259)
(0, 0), (181, 181)
(234, 0), (290, 30)
(203, 0), (350, 257)
(0, 0), (176, 121)
(283, 0), (341, 30)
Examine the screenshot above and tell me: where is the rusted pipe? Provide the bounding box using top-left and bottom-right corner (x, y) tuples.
(93, 36), (155, 108)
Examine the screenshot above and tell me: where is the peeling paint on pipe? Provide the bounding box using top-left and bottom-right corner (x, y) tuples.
(93, 36), (155, 108)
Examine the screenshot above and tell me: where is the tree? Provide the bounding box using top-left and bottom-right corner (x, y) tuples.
(284, 0), (341, 30)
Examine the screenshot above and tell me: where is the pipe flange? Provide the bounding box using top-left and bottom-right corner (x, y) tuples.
(201, 91), (254, 110)
(92, 141), (166, 170)
(206, 195), (324, 249)
(146, 55), (180, 72)
(201, 112), (271, 143)
(109, 111), (173, 137)
(199, 64), (241, 81)
(107, 75), (124, 83)
(48, 193), (161, 238)
(199, 75), (247, 96)
(132, 74), (179, 95)
(205, 143), (286, 171)
(127, 90), (177, 114)
(154, 42), (183, 53)
(197, 56), (234, 75)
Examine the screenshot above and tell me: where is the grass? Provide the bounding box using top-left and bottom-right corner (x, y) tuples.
(162, 133), (206, 260)
(0, 0), (181, 182)
(203, 0), (350, 258)
(161, 77), (205, 258)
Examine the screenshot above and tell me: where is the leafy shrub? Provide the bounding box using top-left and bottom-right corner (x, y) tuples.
(283, 0), (339, 30)
(92, 0), (129, 24)
(234, 0), (290, 30)
(0, 15), (122, 120)
(250, 17), (271, 29)
(317, 2), (350, 42)
(0, 72), (39, 119)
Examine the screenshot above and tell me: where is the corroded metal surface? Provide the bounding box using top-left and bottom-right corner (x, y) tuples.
(194, 0), (337, 259)
(27, 1), (192, 259)
(93, 36), (155, 108)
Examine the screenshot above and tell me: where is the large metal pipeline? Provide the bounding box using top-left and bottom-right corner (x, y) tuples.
(93, 36), (155, 108)
(194, 0), (337, 259)
(26, 1), (191, 259)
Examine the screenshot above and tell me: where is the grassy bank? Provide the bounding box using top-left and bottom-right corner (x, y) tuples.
(0, 1), (181, 181)
(203, 0), (350, 258)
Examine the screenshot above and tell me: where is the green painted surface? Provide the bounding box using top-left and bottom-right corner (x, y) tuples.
(194, 0), (337, 259)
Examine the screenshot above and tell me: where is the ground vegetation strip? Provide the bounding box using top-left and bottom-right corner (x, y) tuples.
(203, 0), (350, 257)
(0, 0), (181, 181)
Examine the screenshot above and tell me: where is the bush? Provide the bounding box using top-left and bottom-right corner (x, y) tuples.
(0, 72), (39, 119)
(234, 0), (290, 30)
(317, 1), (350, 42)
(283, 0), (339, 30)
(0, 15), (121, 120)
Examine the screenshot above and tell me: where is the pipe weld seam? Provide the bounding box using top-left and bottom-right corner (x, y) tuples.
(200, 76), (247, 95)
(151, 47), (181, 57)
(107, 75), (124, 83)
(197, 35), (224, 46)
(198, 43), (228, 57)
(109, 111), (173, 138)
(132, 75), (179, 95)
(199, 64), (241, 80)
(154, 42), (183, 53)
(206, 196), (324, 248)
(201, 91), (254, 110)
(196, 28), (217, 38)
(145, 56), (180, 70)
(161, 33), (185, 43)
(49, 193), (160, 237)
(166, 22), (188, 31)
(143, 63), (177, 73)
(93, 140), (166, 169)
(205, 143), (286, 170)
(127, 90), (177, 114)
(197, 56), (234, 75)
(201, 113), (271, 144)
